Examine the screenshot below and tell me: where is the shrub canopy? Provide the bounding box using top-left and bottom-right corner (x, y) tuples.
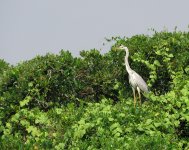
(0, 30), (189, 149)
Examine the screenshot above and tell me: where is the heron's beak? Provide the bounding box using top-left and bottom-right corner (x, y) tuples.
(112, 45), (124, 51)
(112, 46), (120, 51)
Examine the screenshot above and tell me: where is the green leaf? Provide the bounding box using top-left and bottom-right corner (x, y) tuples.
(20, 119), (30, 127)
(74, 129), (86, 139)
(110, 123), (120, 131)
(108, 117), (114, 121)
(168, 54), (174, 58)
(118, 113), (126, 118)
(176, 101), (181, 108)
(78, 119), (85, 125)
(174, 120), (180, 127)
(55, 108), (62, 115)
(137, 126), (144, 131)
(35, 113), (48, 124)
(146, 119), (152, 125)
(20, 96), (32, 107)
(27, 126), (40, 137)
(28, 82), (33, 87)
(154, 122), (161, 127)
(154, 60), (161, 66)
(184, 66), (189, 73)
(114, 83), (119, 90)
(155, 50), (161, 55)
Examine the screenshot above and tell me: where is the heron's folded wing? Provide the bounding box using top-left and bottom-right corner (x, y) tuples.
(132, 71), (148, 93)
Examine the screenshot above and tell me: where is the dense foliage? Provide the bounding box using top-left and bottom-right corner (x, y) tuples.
(0, 30), (189, 149)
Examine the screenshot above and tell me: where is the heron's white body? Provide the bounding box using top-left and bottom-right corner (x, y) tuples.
(120, 45), (148, 106)
(128, 70), (148, 93)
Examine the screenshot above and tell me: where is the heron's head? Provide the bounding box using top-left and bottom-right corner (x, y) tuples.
(119, 45), (129, 52)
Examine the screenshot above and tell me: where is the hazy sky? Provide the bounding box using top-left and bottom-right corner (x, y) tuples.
(0, 0), (189, 64)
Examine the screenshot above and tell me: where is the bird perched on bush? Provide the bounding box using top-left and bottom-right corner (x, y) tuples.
(119, 45), (148, 107)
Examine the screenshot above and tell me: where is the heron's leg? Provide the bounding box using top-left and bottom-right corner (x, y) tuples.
(132, 88), (136, 107)
(137, 87), (141, 105)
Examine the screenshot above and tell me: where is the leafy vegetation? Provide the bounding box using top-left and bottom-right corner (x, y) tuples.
(0, 30), (189, 149)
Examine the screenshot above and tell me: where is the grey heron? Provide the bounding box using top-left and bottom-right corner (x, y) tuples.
(119, 45), (148, 107)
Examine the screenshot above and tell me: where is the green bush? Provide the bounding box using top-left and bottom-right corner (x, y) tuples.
(0, 30), (189, 149)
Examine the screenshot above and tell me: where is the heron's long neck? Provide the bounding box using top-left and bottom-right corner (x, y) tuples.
(125, 49), (132, 73)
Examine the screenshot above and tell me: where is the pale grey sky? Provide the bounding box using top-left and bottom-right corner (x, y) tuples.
(0, 0), (189, 64)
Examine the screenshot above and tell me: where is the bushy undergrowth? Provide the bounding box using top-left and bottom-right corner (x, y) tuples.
(0, 99), (188, 149)
(0, 30), (189, 149)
